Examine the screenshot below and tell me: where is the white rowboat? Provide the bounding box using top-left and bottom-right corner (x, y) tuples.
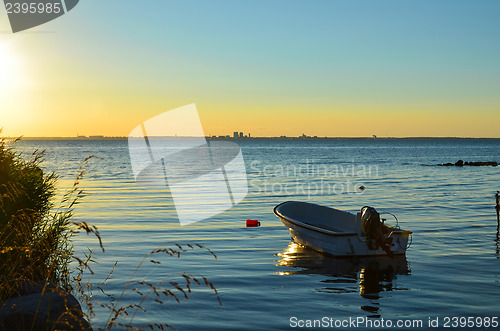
(274, 201), (412, 257)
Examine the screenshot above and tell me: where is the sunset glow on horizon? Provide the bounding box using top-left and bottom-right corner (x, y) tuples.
(1, 1), (499, 138)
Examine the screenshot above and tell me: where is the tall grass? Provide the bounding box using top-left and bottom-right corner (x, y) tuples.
(97, 242), (221, 331)
(0, 135), (102, 302)
(0, 135), (222, 330)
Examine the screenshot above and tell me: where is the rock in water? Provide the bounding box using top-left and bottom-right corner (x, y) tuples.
(0, 284), (92, 330)
(437, 160), (498, 167)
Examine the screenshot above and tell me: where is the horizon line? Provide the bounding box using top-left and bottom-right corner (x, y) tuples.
(4, 135), (500, 140)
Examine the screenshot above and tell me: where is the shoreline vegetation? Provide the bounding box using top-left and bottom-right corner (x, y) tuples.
(0, 135), (100, 329)
(0, 135), (221, 330)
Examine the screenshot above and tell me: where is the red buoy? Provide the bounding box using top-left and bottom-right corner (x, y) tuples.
(246, 219), (260, 227)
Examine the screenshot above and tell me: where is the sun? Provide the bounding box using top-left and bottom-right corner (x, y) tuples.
(0, 42), (28, 136)
(0, 43), (21, 97)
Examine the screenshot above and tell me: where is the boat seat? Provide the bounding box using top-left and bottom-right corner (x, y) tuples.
(302, 221), (357, 234)
(303, 222), (341, 232)
(275, 201), (361, 235)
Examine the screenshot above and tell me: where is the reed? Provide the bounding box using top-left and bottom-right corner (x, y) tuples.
(0, 134), (102, 329)
(96, 242), (221, 330)
(1, 134), (221, 330)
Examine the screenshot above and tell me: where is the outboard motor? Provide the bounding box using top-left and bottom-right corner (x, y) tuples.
(360, 206), (393, 254)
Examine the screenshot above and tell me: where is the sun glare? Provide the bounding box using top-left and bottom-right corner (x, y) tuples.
(0, 43), (21, 97)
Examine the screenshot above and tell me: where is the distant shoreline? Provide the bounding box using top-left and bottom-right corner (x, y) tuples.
(5, 136), (500, 141)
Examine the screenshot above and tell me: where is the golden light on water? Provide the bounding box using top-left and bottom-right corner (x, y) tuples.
(276, 242), (301, 267)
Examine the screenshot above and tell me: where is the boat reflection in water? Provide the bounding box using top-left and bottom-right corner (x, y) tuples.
(276, 242), (411, 313)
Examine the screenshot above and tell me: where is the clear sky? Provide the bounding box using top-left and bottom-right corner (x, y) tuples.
(1, 0), (499, 137)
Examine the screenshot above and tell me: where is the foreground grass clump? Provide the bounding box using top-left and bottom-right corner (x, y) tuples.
(0, 136), (100, 302)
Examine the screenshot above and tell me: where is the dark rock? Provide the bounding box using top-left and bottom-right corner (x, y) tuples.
(468, 161), (498, 166)
(10, 279), (49, 297)
(437, 160), (498, 167)
(0, 285), (92, 331)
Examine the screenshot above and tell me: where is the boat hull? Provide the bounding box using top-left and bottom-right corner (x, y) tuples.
(274, 201), (411, 257)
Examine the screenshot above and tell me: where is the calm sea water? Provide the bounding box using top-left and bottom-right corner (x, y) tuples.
(14, 138), (500, 330)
